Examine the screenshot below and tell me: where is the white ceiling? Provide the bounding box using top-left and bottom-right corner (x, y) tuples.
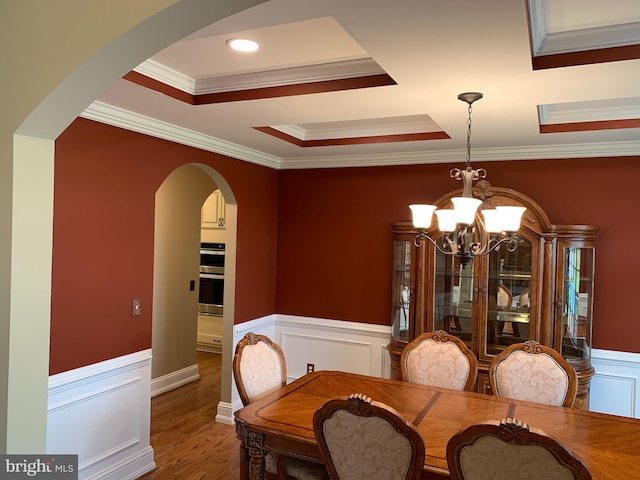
(85, 0), (640, 169)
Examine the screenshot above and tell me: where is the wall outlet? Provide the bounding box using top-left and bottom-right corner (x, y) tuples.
(306, 363), (315, 374)
(131, 298), (141, 317)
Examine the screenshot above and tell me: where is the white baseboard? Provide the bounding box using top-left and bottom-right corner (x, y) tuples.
(215, 400), (242, 425)
(150, 363), (200, 398)
(86, 446), (154, 480)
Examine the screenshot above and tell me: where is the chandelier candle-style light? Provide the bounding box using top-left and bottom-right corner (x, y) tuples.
(410, 92), (526, 266)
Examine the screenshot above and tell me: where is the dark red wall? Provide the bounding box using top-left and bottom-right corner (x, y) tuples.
(276, 158), (639, 354)
(53, 118), (640, 375)
(52, 118), (278, 374)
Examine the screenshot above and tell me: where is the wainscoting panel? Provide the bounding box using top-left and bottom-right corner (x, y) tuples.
(47, 349), (154, 480)
(225, 314), (392, 420)
(280, 332), (373, 380)
(43, 323), (640, 480)
(274, 314), (392, 381)
(590, 348), (640, 418)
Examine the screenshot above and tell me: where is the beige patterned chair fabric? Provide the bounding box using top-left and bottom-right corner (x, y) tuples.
(234, 334), (285, 405)
(401, 331), (478, 391)
(313, 393), (425, 480)
(489, 340), (577, 407)
(234, 333), (329, 480)
(446, 418), (592, 480)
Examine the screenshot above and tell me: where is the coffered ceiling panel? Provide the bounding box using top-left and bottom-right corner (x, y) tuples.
(86, 0), (640, 169)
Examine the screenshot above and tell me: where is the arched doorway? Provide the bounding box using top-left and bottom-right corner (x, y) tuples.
(3, 0), (262, 453)
(152, 163), (237, 422)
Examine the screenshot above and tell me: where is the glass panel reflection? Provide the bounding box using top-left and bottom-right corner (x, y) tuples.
(433, 238), (474, 349)
(561, 247), (594, 361)
(485, 237), (532, 356)
(391, 240), (412, 341)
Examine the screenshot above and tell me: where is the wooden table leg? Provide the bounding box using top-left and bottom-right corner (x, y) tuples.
(239, 443), (249, 480)
(249, 453), (266, 480)
(246, 430), (266, 480)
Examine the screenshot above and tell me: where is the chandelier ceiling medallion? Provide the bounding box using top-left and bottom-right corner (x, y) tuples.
(410, 92), (526, 266)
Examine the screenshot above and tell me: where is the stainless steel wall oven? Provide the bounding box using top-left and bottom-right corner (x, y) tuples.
(199, 242), (224, 316)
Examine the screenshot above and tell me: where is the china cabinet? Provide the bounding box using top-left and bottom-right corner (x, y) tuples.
(388, 181), (597, 409)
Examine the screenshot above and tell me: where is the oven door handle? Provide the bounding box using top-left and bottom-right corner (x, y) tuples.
(200, 273), (224, 280)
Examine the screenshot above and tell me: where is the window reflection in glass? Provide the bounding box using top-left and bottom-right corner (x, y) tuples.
(392, 240), (412, 341)
(562, 247), (594, 361)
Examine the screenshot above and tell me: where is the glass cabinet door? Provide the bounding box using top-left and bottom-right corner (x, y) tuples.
(558, 244), (595, 364)
(432, 239), (475, 351)
(482, 237), (533, 359)
(391, 239), (412, 342)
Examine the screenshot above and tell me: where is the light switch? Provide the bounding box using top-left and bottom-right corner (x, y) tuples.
(131, 298), (141, 317)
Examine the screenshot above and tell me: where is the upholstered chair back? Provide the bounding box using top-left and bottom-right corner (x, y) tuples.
(233, 332), (329, 480)
(489, 340), (577, 407)
(233, 332), (286, 406)
(446, 418), (592, 480)
(313, 393), (425, 480)
(401, 331), (478, 391)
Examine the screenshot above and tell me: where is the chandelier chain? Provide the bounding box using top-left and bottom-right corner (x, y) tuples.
(466, 102), (473, 170)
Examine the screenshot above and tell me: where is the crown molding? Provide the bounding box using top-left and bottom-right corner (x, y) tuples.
(80, 101), (640, 171)
(272, 115), (440, 141)
(528, 0), (640, 56)
(539, 98), (640, 124)
(134, 59), (195, 93)
(80, 101), (281, 169)
(134, 57), (386, 95)
(538, 22), (640, 56)
(278, 140), (640, 169)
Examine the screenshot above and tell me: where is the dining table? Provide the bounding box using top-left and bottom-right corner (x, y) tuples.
(234, 370), (640, 479)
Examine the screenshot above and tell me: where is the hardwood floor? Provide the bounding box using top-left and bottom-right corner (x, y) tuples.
(138, 351), (241, 480)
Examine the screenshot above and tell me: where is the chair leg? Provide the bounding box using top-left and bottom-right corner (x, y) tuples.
(276, 454), (289, 479)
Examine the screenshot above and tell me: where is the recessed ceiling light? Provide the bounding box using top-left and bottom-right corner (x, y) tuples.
(226, 38), (260, 52)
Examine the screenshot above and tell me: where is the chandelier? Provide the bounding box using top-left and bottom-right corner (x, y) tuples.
(409, 92), (526, 266)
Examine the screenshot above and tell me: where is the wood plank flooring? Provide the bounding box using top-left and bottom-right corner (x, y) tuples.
(138, 351), (241, 480)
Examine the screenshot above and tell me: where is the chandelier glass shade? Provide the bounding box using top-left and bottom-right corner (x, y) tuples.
(410, 92), (526, 265)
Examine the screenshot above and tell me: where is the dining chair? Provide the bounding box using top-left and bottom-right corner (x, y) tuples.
(446, 417), (592, 480)
(488, 340), (577, 407)
(233, 332), (329, 480)
(313, 393), (425, 480)
(400, 330), (478, 391)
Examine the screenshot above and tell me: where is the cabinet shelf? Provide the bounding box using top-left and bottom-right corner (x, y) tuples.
(435, 271), (475, 279)
(496, 272), (531, 280)
(489, 311), (530, 324)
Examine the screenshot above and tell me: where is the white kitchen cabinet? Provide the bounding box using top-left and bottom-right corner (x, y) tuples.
(201, 189), (226, 229)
